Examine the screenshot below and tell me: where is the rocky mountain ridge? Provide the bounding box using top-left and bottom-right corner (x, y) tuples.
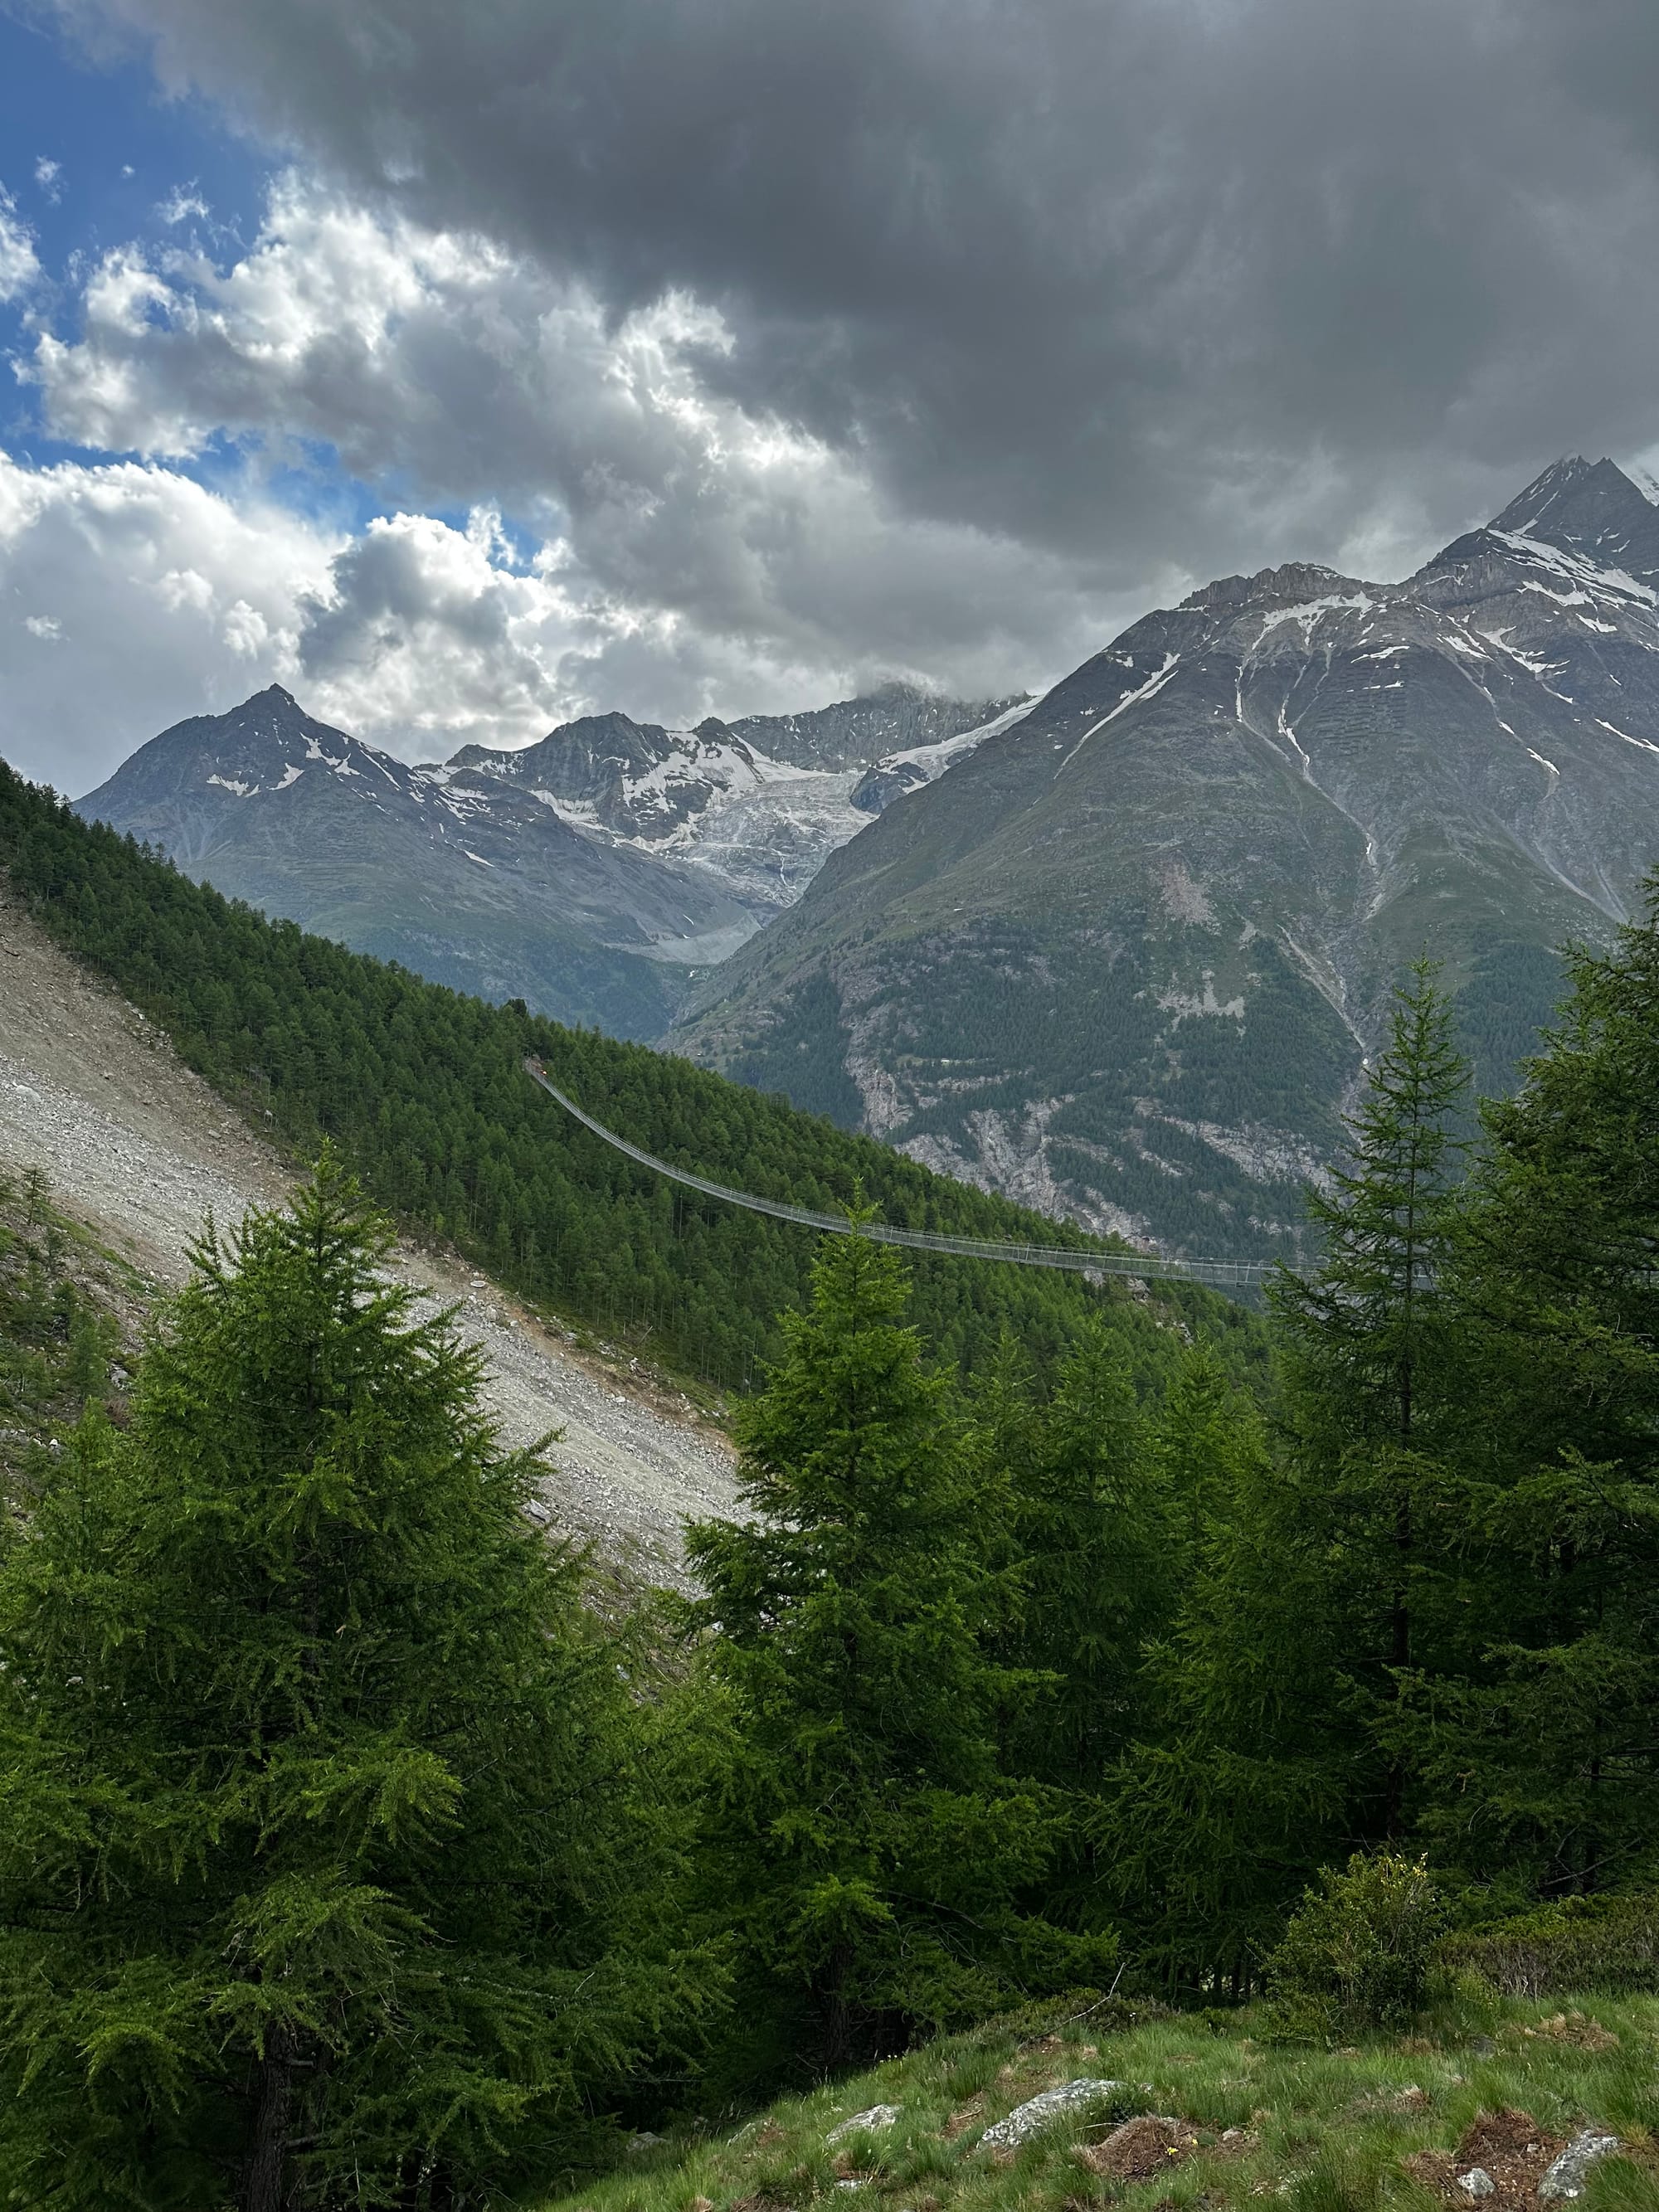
(75, 687), (754, 1038)
(74, 683), (1023, 1029)
(672, 457), (1659, 1263)
(447, 686), (1029, 920)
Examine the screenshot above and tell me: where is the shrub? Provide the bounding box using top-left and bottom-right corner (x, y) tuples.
(1265, 1854), (1447, 2039)
(1438, 1894), (1659, 1997)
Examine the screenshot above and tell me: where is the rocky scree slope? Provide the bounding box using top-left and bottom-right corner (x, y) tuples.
(673, 459), (1659, 1265)
(0, 887), (737, 1574)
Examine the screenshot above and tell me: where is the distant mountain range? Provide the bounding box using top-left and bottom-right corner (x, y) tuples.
(74, 683), (1020, 1038)
(671, 458), (1659, 1262)
(67, 456), (1659, 1267)
(447, 688), (1030, 920)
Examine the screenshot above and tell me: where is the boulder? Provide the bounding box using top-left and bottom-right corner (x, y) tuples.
(826, 2105), (901, 2146)
(980, 2079), (1126, 2152)
(1539, 2132), (1621, 2200)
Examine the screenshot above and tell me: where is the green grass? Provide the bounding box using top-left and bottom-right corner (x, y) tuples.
(541, 1995), (1659, 2212)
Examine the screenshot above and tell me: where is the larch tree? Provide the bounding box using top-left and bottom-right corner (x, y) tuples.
(1271, 959), (1470, 1833)
(1104, 1349), (1346, 1996)
(0, 1155), (707, 2211)
(1404, 890), (1659, 1898)
(984, 1321), (1176, 1936)
(684, 1214), (1107, 2079)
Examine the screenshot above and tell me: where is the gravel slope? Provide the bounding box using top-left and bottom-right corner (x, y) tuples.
(0, 890), (737, 1577)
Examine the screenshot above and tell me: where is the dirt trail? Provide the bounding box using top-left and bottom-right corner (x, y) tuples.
(0, 892), (737, 1577)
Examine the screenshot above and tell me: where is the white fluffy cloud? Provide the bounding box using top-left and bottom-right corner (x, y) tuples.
(0, 436), (1091, 792)
(0, 452), (343, 790)
(15, 177), (1125, 776)
(0, 190), (41, 302)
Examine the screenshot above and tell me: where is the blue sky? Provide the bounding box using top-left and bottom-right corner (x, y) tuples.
(1, 11), (406, 549)
(4, 0), (1659, 797)
(0, 9), (265, 401)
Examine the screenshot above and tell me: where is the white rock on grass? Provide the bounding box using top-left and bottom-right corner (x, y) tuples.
(1457, 2171), (1496, 2199)
(980, 2080), (1126, 2152)
(826, 2105), (902, 2146)
(1540, 2132), (1622, 2201)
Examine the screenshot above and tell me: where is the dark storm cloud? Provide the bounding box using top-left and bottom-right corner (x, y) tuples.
(32, 0), (1659, 589)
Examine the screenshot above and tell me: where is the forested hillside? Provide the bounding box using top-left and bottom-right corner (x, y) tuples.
(3, 840), (1657, 2205)
(0, 766), (1262, 1394)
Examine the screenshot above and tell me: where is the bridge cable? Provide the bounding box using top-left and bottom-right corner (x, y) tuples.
(523, 1058), (1269, 1289)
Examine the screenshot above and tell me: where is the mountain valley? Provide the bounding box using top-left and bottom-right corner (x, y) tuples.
(59, 457), (1659, 1267)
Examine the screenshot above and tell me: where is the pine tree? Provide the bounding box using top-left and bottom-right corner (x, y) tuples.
(1271, 960), (1470, 1830)
(0, 1156), (706, 2210)
(1402, 889), (1659, 1897)
(684, 1217), (1106, 2078)
(1104, 1350), (1346, 1996)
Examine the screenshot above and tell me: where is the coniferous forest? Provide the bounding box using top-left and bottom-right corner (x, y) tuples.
(0, 766), (1262, 1398)
(2, 764), (1657, 2207)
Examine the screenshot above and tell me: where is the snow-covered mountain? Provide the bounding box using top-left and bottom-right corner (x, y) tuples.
(74, 687), (757, 1037)
(450, 688), (1028, 920)
(72, 681), (1028, 1032)
(673, 457), (1659, 1264)
(849, 699), (1037, 813)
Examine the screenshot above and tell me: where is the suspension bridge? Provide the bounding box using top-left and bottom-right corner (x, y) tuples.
(523, 1058), (1272, 1290)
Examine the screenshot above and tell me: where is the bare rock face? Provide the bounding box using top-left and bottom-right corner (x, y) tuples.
(675, 457), (1659, 1269)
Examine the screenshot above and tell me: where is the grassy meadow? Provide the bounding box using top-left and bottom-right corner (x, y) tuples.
(549, 1994), (1659, 2212)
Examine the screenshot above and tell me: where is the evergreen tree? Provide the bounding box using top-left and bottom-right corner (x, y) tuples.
(1105, 1350), (1345, 1996)
(1002, 1321), (1163, 1792)
(980, 1323), (1174, 1934)
(0, 1168), (116, 1480)
(1403, 889), (1659, 1897)
(684, 1217), (1106, 2078)
(1271, 960), (1470, 1830)
(0, 1157), (705, 2210)
(1107, 976), (1472, 1991)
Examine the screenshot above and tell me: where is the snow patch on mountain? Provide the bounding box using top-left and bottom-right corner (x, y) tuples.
(452, 691), (1026, 922)
(849, 698), (1035, 813)
(1491, 529), (1657, 609)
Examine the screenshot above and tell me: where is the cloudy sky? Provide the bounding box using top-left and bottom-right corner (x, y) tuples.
(5, 0), (1659, 793)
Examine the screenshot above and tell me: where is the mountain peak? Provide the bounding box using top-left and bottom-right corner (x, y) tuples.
(228, 682), (309, 722)
(1180, 562), (1368, 614)
(1490, 455), (1652, 542)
